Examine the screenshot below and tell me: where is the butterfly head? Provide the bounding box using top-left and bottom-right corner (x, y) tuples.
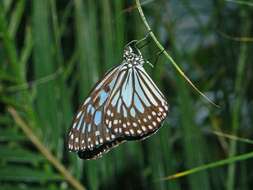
(123, 46), (145, 66)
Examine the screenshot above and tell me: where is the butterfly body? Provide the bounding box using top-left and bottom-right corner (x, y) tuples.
(68, 45), (169, 159)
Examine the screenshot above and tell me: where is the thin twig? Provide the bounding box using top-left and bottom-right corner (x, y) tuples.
(8, 107), (86, 190)
(135, 0), (220, 108)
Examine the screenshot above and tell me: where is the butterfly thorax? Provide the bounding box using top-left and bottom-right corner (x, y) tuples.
(123, 46), (145, 67)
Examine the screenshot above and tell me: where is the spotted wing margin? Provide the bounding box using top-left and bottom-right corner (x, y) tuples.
(104, 65), (169, 140)
(78, 138), (125, 159)
(67, 64), (127, 159)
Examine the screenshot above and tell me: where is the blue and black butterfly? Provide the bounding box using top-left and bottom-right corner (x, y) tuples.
(67, 45), (169, 159)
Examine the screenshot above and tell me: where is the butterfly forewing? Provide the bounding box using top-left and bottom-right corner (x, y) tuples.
(68, 66), (123, 158)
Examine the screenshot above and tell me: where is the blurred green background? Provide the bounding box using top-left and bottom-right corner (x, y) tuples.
(0, 0), (252, 189)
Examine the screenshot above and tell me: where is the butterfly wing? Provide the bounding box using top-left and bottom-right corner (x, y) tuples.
(68, 45), (169, 159)
(104, 65), (169, 140)
(67, 65), (125, 159)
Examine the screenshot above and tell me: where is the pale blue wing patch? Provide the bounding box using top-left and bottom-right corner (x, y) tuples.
(134, 70), (151, 107)
(99, 90), (109, 105)
(121, 70), (133, 107)
(130, 107), (136, 117)
(111, 90), (120, 106)
(94, 111), (102, 125)
(134, 93), (144, 113)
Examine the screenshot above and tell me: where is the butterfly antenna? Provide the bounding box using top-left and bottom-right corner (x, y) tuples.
(135, 30), (152, 47)
(125, 30), (152, 49)
(125, 40), (138, 48)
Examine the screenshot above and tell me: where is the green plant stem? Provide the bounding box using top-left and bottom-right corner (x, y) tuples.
(162, 151), (253, 180)
(135, 0), (219, 108)
(0, 4), (21, 80)
(226, 10), (250, 190)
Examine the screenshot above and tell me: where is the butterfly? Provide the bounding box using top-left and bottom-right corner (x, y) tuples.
(67, 44), (169, 159)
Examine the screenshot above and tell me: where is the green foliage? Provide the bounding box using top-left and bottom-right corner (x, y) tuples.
(0, 0), (252, 189)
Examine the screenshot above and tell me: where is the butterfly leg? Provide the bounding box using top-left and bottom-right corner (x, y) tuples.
(146, 60), (154, 68)
(153, 48), (165, 66)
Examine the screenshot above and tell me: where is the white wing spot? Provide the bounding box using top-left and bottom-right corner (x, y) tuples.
(133, 122), (137, 127)
(111, 134), (116, 139)
(137, 130), (142, 134)
(148, 125), (153, 130)
(141, 126), (146, 131)
(75, 138), (79, 143)
(113, 119), (118, 124)
(152, 121), (157, 126)
(123, 123), (127, 128)
(108, 121), (112, 128)
(95, 131), (100, 136)
(130, 129), (134, 134)
(152, 111), (156, 116)
(148, 115), (152, 120)
(159, 107), (164, 112)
